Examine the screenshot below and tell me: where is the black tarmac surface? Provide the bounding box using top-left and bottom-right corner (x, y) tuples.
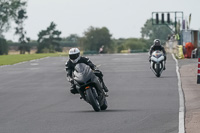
(0, 53), (179, 133)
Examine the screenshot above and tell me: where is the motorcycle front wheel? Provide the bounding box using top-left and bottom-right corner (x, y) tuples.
(156, 63), (160, 77)
(86, 88), (101, 112)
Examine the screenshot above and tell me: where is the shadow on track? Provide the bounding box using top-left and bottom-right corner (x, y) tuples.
(145, 75), (177, 78)
(68, 109), (142, 113)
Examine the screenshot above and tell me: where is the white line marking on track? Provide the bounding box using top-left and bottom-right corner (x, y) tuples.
(30, 63), (39, 66)
(172, 54), (185, 133)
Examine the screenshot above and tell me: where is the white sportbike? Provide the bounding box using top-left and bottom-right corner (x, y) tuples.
(150, 50), (165, 77)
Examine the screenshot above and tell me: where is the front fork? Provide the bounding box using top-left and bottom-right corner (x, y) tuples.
(78, 86), (99, 102)
(151, 61), (165, 69)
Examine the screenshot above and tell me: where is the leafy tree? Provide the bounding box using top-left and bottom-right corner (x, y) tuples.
(113, 38), (126, 53)
(60, 34), (79, 47)
(37, 22), (62, 53)
(117, 38), (148, 52)
(15, 5), (30, 54)
(0, 0), (26, 34)
(0, 0), (27, 54)
(81, 26), (112, 53)
(64, 34), (79, 43)
(141, 19), (172, 44)
(0, 38), (8, 55)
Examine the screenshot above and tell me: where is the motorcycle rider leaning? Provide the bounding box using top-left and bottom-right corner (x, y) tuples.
(149, 39), (167, 70)
(65, 48), (109, 94)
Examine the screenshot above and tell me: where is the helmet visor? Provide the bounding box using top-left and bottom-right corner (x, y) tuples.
(155, 40), (160, 46)
(69, 53), (79, 60)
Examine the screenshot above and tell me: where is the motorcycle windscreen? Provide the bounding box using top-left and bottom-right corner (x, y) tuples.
(73, 63), (93, 84)
(152, 50), (163, 56)
(151, 51), (164, 62)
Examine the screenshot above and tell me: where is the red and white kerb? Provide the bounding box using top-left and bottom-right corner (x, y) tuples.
(198, 58), (200, 76)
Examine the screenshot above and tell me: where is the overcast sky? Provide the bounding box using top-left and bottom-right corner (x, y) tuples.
(4, 0), (200, 41)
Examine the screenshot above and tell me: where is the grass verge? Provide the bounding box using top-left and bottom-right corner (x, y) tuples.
(0, 53), (67, 66)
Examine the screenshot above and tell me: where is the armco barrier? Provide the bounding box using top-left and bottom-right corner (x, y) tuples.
(120, 49), (147, 53)
(130, 49), (147, 53)
(83, 51), (98, 55)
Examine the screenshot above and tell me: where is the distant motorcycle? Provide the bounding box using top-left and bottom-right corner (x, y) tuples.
(72, 63), (108, 112)
(150, 50), (165, 77)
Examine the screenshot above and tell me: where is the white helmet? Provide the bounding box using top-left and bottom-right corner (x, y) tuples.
(69, 48), (80, 63)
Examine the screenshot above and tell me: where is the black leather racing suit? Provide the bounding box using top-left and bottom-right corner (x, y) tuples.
(149, 44), (166, 61)
(149, 44), (167, 70)
(149, 45), (166, 56)
(65, 56), (108, 93)
(65, 56), (96, 78)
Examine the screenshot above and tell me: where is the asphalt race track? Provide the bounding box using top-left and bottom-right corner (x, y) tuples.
(0, 53), (179, 133)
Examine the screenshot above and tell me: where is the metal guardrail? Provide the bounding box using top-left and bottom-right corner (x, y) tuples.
(130, 49), (148, 53)
(120, 49), (148, 53)
(83, 49), (148, 54)
(83, 51), (98, 55)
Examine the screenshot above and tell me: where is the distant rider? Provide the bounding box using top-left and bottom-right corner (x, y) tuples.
(149, 39), (166, 70)
(65, 48), (109, 94)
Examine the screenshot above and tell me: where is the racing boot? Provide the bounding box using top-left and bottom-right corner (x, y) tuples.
(102, 81), (109, 92)
(70, 85), (79, 94)
(95, 71), (109, 93)
(163, 66), (166, 70)
(163, 61), (166, 70)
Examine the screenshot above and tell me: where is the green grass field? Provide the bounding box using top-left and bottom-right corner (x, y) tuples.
(0, 53), (67, 66)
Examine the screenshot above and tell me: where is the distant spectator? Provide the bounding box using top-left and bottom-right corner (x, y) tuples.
(99, 45), (104, 54)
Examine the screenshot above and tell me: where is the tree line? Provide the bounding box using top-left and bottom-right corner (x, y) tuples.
(0, 0), (172, 55)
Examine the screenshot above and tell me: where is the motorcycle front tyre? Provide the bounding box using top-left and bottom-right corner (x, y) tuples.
(86, 88), (101, 112)
(156, 63), (161, 77)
